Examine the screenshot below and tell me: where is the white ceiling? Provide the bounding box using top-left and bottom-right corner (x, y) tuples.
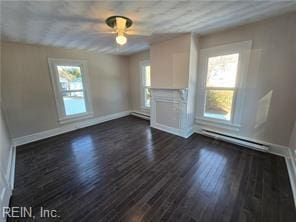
(1, 1), (296, 55)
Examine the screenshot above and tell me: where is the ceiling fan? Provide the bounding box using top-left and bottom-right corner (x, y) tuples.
(105, 15), (145, 46)
(31, 12), (150, 46)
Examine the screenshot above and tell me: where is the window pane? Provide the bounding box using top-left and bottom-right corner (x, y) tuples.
(205, 89), (234, 121)
(57, 66), (83, 91)
(145, 66), (151, 87)
(145, 88), (151, 108)
(207, 54), (239, 88)
(62, 91), (86, 116)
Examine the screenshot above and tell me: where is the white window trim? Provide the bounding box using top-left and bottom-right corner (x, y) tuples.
(48, 58), (93, 124)
(139, 60), (150, 111)
(196, 41), (252, 131)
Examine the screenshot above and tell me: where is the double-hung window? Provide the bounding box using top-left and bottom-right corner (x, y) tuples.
(140, 61), (151, 109)
(204, 53), (239, 121)
(48, 58), (93, 123)
(196, 41), (252, 131)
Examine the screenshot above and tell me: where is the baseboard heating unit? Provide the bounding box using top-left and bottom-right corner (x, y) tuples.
(130, 111), (150, 120)
(200, 129), (270, 152)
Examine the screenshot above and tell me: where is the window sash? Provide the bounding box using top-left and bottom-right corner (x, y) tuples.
(203, 53), (239, 122)
(140, 60), (150, 110)
(60, 89), (85, 93)
(48, 58), (93, 123)
(196, 41), (252, 131)
(57, 65), (84, 92)
(56, 69), (88, 117)
(204, 86), (237, 122)
(205, 86), (236, 91)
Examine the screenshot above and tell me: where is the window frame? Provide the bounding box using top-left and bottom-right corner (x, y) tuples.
(139, 60), (151, 110)
(48, 58), (93, 124)
(196, 41), (252, 131)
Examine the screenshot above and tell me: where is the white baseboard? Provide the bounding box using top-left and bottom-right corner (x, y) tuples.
(151, 123), (193, 138)
(13, 111), (131, 146)
(7, 145), (16, 189)
(184, 127), (194, 138)
(269, 144), (290, 158)
(0, 182), (11, 221)
(0, 145), (15, 219)
(286, 148), (296, 207)
(130, 111), (150, 120)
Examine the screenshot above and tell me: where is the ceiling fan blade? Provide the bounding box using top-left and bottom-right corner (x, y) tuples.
(31, 12), (105, 24)
(94, 31), (115, 35)
(126, 30), (152, 36)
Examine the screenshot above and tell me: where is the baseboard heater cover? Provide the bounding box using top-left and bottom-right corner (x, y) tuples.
(130, 112), (150, 120)
(201, 129), (269, 152)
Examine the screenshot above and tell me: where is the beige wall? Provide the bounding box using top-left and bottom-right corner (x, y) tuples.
(0, 107), (11, 178)
(128, 50), (150, 114)
(187, 35), (199, 127)
(198, 12), (296, 146)
(290, 121), (296, 152)
(0, 42), (12, 183)
(0, 41), (13, 208)
(150, 34), (191, 88)
(1, 42), (131, 138)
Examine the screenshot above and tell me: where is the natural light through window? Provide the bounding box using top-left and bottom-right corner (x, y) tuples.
(49, 59), (93, 123)
(144, 66), (151, 108)
(57, 66), (87, 116)
(141, 62), (151, 109)
(204, 53), (239, 121)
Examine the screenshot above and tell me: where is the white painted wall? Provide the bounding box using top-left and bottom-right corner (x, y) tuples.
(187, 35), (199, 130)
(197, 12), (296, 146)
(290, 121), (296, 153)
(0, 107), (11, 184)
(150, 34), (191, 89)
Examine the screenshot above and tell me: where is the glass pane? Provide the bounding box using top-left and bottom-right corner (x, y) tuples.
(57, 66), (84, 91)
(145, 66), (151, 87)
(145, 88), (151, 108)
(62, 91), (86, 116)
(205, 89), (234, 121)
(207, 54), (239, 88)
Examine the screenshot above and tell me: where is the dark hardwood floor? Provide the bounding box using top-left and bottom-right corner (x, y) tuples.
(10, 116), (296, 221)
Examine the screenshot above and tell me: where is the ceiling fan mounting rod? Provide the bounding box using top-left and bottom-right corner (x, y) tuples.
(105, 15), (133, 29)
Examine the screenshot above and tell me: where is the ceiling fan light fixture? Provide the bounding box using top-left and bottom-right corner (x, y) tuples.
(106, 16), (132, 46)
(116, 34), (127, 46)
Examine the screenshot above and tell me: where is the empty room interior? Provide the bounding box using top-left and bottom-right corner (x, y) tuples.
(1, 1), (296, 221)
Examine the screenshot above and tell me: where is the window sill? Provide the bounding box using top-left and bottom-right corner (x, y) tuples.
(195, 117), (241, 132)
(59, 112), (94, 124)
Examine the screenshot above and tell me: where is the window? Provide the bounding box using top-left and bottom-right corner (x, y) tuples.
(204, 54), (239, 121)
(196, 41), (252, 131)
(140, 61), (151, 109)
(48, 59), (93, 123)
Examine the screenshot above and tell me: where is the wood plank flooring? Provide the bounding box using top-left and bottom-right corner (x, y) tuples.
(9, 116), (296, 221)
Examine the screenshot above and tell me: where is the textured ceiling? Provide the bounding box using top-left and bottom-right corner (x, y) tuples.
(1, 1), (296, 55)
